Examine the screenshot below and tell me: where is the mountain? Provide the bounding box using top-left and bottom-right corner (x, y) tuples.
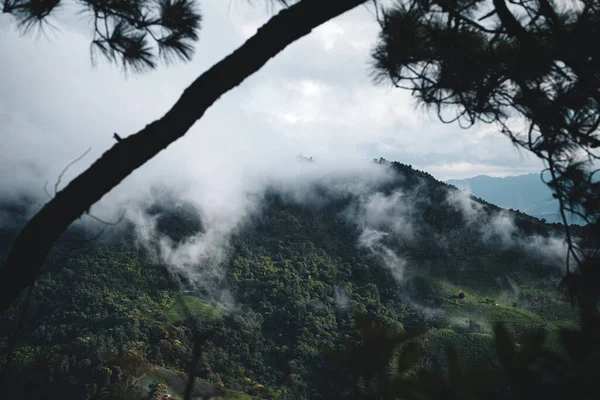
(445, 173), (577, 224)
(0, 161), (577, 399)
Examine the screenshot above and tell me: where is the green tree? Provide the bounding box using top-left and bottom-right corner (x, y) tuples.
(148, 382), (168, 400)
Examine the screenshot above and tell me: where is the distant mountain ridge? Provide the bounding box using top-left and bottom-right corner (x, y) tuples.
(446, 173), (574, 224)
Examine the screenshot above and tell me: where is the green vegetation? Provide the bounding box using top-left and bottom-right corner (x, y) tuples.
(419, 329), (498, 373)
(165, 295), (222, 323)
(0, 162), (580, 399)
(322, 310), (600, 400)
(1, 0), (598, 398)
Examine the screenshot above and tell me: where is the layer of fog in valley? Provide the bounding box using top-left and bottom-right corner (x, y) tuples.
(0, 154), (570, 327)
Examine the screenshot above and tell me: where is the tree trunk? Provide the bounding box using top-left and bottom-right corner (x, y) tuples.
(0, 0), (367, 312)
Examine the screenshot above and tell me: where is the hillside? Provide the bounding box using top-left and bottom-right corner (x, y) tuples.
(0, 160), (577, 399)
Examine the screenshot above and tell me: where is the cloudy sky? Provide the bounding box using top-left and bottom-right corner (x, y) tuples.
(0, 0), (544, 205)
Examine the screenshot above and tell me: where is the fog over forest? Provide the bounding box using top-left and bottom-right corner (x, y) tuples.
(1, 1), (596, 399)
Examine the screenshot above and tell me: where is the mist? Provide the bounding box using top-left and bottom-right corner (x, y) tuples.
(446, 188), (569, 268)
(102, 161), (569, 319)
(0, 0), (545, 216)
(108, 156), (397, 311)
(0, 144), (568, 324)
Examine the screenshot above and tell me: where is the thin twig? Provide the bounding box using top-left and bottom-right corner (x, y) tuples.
(43, 181), (52, 199)
(85, 210), (127, 226)
(55, 147), (92, 195)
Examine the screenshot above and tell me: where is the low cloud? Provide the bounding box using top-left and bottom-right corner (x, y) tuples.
(113, 157), (397, 308)
(357, 229), (407, 283)
(128, 205), (236, 307)
(446, 188), (568, 268)
(333, 285), (353, 311)
(345, 187), (418, 284)
(446, 188), (484, 222)
(354, 190), (415, 239)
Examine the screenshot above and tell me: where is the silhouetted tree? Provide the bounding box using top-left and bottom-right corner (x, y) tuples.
(324, 312), (600, 400)
(371, 0), (600, 302)
(2, 0), (202, 72)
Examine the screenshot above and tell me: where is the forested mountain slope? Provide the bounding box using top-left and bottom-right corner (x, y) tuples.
(0, 160), (577, 399)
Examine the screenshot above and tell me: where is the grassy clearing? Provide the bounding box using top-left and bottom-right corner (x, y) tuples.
(400, 274), (585, 376)
(165, 295), (222, 323)
(406, 274), (575, 336)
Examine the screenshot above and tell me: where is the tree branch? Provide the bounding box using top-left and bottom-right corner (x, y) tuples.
(0, 0), (367, 312)
(492, 0), (530, 43)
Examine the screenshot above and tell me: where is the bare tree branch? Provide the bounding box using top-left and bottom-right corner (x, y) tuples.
(54, 147), (91, 195)
(84, 210), (126, 226)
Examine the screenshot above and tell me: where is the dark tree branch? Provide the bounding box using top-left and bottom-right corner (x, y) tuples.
(492, 0), (530, 43)
(546, 160), (583, 274)
(373, 0), (600, 295)
(5, 0), (202, 71)
(0, 0), (367, 312)
(538, 0), (560, 27)
(44, 153), (127, 226)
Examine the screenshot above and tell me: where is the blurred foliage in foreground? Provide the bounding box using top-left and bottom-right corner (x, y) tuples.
(320, 309), (600, 400)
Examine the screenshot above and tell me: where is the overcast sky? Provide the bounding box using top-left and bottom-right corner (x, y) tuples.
(0, 0), (544, 205)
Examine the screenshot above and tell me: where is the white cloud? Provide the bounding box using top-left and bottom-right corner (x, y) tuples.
(446, 188), (483, 221)
(345, 187), (418, 284)
(315, 21), (345, 51)
(446, 188), (569, 268)
(0, 1), (545, 215)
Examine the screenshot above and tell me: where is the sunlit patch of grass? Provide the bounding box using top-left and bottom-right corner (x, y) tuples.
(165, 295), (222, 323)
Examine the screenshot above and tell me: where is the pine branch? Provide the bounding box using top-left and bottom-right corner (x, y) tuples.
(5, 0), (202, 71)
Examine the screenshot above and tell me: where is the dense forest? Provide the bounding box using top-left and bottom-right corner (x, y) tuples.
(0, 160), (581, 399)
